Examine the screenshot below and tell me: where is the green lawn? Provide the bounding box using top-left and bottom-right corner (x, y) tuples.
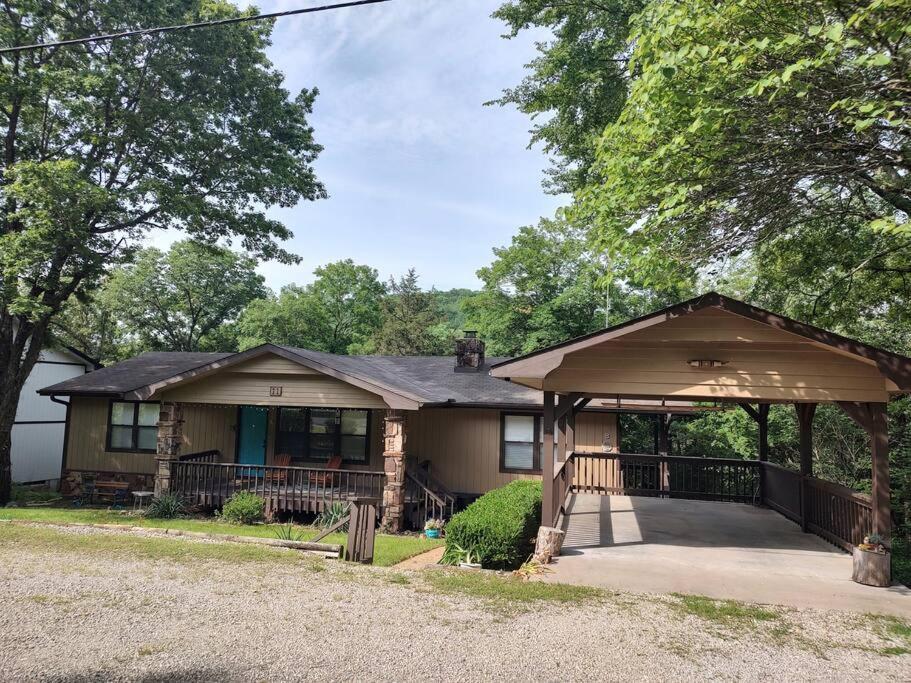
(0, 507), (442, 567)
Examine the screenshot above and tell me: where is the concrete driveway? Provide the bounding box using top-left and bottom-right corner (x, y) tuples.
(542, 493), (911, 617)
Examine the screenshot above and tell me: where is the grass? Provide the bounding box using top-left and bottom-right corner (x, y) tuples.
(670, 593), (779, 628)
(869, 614), (911, 656)
(0, 507), (443, 567)
(424, 569), (604, 611)
(10, 484), (62, 505)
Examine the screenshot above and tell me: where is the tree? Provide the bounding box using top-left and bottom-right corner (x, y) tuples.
(372, 269), (450, 356)
(105, 241), (265, 352)
(51, 288), (130, 365)
(236, 260), (385, 354)
(0, 1), (325, 503)
(463, 217), (691, 356)
(491, 0), (643, 193)
(581, 0), (911, 286)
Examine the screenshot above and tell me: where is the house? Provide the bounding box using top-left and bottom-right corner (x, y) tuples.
(36, 331), (692, 529)
(12, 344), (98, 485)
(38, 291), (909, 550)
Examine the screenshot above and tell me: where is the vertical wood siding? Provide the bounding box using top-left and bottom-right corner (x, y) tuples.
(406, 408), (618, 495)
(66, 398), (238, 474)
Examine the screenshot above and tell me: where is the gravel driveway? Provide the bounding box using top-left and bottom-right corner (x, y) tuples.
(1, 524), (909, 682)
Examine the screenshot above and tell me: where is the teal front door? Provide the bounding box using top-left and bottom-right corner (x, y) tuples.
(237, 406), (268, 466)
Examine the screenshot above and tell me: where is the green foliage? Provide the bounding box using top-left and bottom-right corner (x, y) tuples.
(0, 0), (325, 504)
(424, 569), (604, 610)
(144, 493), (187, 520)
(272, 522), (306, 542)
(491, 0), (644, 193)
(370, 269), (452, 356)
(219, 492), (265, 525)
(236, 260), (385, 353)
(105, 241), (265, 352)
(314, 502), (349, 531)
(671, 594), (779, 627)
(582, 0), (911, 287)
(443, 480), (542, 570)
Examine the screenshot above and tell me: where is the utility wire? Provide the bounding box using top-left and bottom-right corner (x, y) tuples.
(0, 0), (392, 55)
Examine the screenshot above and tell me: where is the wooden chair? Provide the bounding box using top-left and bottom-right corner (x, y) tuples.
(267, 454), (292, 485)
(310, 455), (343, 488)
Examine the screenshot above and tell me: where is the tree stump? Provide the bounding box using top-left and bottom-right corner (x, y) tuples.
(852, 548), (891, 587)
(533, 526), (565, 565)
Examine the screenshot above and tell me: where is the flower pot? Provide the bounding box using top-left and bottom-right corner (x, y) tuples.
(852, 547), (891, 587)
(425, 529), (440, 539)
(459, 562), (482, 570)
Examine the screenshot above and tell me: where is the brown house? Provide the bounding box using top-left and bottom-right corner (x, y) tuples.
(39, 292), (910, 550)
(41, 335), (680, 530)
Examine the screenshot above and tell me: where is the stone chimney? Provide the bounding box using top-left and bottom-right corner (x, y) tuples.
(455, 330), (485, 372)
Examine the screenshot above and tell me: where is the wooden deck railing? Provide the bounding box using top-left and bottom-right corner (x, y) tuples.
(170, 460), (385, 515)
(761, 462), (802, 523)
(570, 452), (760, 503)
(804, 476), (873, 552)
(177, 449), (221, 463)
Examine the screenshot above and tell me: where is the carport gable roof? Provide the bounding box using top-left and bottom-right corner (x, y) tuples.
(489, 292), (911, 393)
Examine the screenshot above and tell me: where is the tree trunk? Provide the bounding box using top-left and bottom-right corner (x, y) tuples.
(533, 525), (565, 565)
(0, 317), (49, 505)
(852, 548), (891, 587)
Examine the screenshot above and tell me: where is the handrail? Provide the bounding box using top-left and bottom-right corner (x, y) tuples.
(572, 451), (760, 466)
(806, 475), (872, 507)
(405, 470), (447, 507)
(178, 449), (221, 462)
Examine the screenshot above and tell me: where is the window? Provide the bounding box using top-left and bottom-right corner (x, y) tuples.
(107, 401), (159, 452)
(500, 413), (543, 473)
(276, 407), (370, 464)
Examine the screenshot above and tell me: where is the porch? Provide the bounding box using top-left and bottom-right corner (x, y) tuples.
(546, 492), (911, 616)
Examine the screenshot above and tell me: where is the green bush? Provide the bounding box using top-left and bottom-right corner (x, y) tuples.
(219, 492), (265, 525)
(443, 480), (542, 570)
(144, 492), (186, 519)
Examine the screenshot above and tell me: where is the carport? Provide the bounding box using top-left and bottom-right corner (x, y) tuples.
(490, 293), (911, 596)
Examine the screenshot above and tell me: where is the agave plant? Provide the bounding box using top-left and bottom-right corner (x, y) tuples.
(144, 492), (186, 519)
(272, 522), (305, 542)
(314, 502), (349, 531)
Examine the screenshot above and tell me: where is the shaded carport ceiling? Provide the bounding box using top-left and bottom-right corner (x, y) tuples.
(490, 292), (911, 404)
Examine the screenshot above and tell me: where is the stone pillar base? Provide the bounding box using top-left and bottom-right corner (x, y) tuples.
(380, 411), (406, 532)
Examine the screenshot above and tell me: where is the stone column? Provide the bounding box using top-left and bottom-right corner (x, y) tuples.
(380, 410), (406, 532)
(154, 402), (183, 497)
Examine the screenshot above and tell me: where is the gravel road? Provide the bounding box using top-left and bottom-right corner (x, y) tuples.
(1, 525), (909, 682)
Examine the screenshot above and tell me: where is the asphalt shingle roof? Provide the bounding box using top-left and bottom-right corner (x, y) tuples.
(39, 348), (543, 407)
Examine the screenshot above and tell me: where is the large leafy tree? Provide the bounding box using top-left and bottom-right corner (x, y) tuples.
(236, 260), (385, 354)
(491, 0), (643, 193)
(463, 217), (691, 356)
(371, 269), (451, 356)
(0, 1), (325, 502)
(582, 0), (911, 285)
(105, 240), (266, 352)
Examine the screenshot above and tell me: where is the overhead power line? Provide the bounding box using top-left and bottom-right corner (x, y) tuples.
(0, 0), (393, 55)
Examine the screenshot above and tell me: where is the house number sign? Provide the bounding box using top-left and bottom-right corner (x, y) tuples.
(269, 386), (283, 397)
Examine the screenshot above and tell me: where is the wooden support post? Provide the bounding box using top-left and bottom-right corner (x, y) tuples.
(870, 402), (891, 543)
(795, 403), (817, 532)
(154, 402), (183, 497)
(657, 413), (671, 456)
(541, 391), (555, 528)
(380, 411), (406, 533)
(346, 497), (378, 564)
(758, 404), (770, 462)
(557, 412), (567, 464)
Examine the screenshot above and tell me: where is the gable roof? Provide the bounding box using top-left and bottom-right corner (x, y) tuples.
(490, 292), (911, 392)
(37, 344), (546, 409)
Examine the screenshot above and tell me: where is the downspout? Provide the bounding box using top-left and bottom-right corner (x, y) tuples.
(49, 395), (71, 490)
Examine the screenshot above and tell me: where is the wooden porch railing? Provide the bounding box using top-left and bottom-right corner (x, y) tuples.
(404, 470), (455, 526)
(170, 460), (385, 515)
(570, 452), (760, 503)
(804, 476), (873, 552)
(178, 449), (221, 463)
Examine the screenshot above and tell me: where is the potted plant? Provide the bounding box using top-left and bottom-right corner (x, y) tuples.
(424, 518), (444, 539)
(458, 546), (483, 570)
(852, 532), (891, 587)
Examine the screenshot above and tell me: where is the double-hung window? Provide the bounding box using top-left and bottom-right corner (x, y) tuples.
(107, 401), (160, 452)
(276, 407), (370, 464)
(500, 413), (543, 474)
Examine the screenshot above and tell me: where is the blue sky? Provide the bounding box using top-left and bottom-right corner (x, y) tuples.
(209, 0), (565, 292)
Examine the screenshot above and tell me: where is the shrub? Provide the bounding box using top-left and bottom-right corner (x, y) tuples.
(144, 492), (186, 519)
(443, 480), (541, 570)
(219, 492), (265, 525)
